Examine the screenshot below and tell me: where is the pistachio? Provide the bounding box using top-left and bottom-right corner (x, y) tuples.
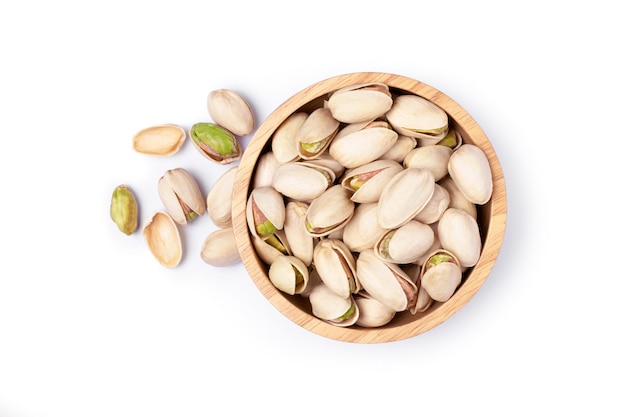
(207, 89), (255, 136)
(201, 227), (241, 267)
(132, 124), (186, 156)
(190, 122), (242, 164)
(245, 187), (285, 240)
(110, 185), (138, 235)
(385, 94), (449, 140)
(271, 112), (307, 163)
(206, 166), (238, 228)
(309, 283), (359, 327)
(296, 108), (340, 160)
(447, 144), (493, 205)
(158, 168), (206, 225)
(268, 256), (309, 295)
(142, 211), (182, 268)
(327, 82), (393, 124)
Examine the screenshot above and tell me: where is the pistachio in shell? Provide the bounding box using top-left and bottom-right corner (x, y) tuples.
(327, 82), (393, 124)
(377, 168), (435, 230)
(309, 283), (359, 327)
(304, 185), (355, 237)
(158, 168), (206, 225)
(354, 293), (396, 328)
(447, 144), (493, 205)
(268, 255), (309, 295)
(438, 208), (481, 268)
(385, 94), (449, 141)
(295, 108), (340, 160)
(207, 89), (255, 137)
(246, 186), (285, 240)
(419, 249), (462, 302)
(206, 166), (238, 228)
(271, 112), (307, 164)
(200, 227), (240, 267)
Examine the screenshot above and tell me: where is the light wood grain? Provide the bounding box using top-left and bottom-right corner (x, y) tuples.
(232, 72), (507, 343)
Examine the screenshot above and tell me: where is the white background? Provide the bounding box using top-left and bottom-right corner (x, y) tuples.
(1, 1), (624, 416)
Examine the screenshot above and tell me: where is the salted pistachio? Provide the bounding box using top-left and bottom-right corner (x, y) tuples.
(413, 184), (450, 225)
(272, 162), (334, 201)
(200, 227), (241, 267)
(110, 184), (138, 235)
(438, 176), (477, 220)
(327, 82), (393, 124)
(329, 120), (398, 168)
(207, 89), (255, 137)
(269, 255), (309, 295)
(379, 135), (417, 163)
(403, 144), (453, 181)
(419, 249), (462, 302)
(158, 168), (206, 225)
(253, 151), (281, 189)
(142, 211), (182, 268)
(296, 108), (340, 160)
(271, 112), (307, 164)
(309, 283), (359, 327)
(354, 293), (396, 328)
(206, 166), (238, 228)
(305, 185), (355, 238)
(438, 208), (481, 268)
(448, 144), (493, 205)
(340, 159), (403, 203)
(246, 186), (285, 240)
(284, 201), (314, 266)
(313, 239), (359, 299)
(190, 122), (242, 164)
(374, 220), (434, 264)
(377, 168), (435, 229)
(342, 202), (387, 253)
(385, 94), (449, 141)
(132, 124), (186, 156)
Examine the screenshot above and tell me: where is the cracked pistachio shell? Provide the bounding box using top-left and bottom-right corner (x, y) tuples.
(438, 208), (481, 268)
(377, 168), (435, 229)
(342, 202), (387, 253)
(269, 255), (309, 295)
(190, 122), (242, 164)
(272, 162), (333, 201)
(158, 168), (206, 225)
(253, 151), (281, 189)
(110, 185), (138, 235)
(309, 283), (359, 327)
(329, 120), (398, 168)
(313, 239), (359, 299)
(356, 249), (418, 312)
(403, 144), (453, 181)
(448, 144), (493, 205)
(132, 124), (186, 156)
(207, 89), (255, 137)
(340, 159), (403, 203)
(379, 135), (417, 163)
(354, 293), (396, 328)
(284, 201), (314, 266)
(305, 185), (355, 238)
(142, 211), (182, 268)
(246, 187), (285, 240)
(206, 166), (237, 228)
(200, 227), (241, 267)
(296, 108), (340, 160)
(413, 184), (450, 225)
(271, 112), (307, 163)
(439, 176), (477, 220)
(327, 82), (393, 124)
(374, 220), (434, 264)
(419, 249), (462, 302)
(386, 95), (449, 140)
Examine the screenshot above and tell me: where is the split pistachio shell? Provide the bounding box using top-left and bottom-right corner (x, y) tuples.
(379, 135), (417, 162)
(438, 208), (481, 268)
(158, 168), (206, 225)
(272, 162), (333, 201)
(110, 185), (138, 235)
(413, 184), (450, 225)
(403, 145), (453, 181)
(377, 168), (435, 229)
(206, 166), (237, 228)
(374, 220), (434, 264)
(253, 151), (281, 189)
(340, 159), (403, 203)
(246, 186), (285, 240)
(269, 255), (309, 295)
(354, 293), (396, 328)
(284, 201), (315, 266)
(327, 83), (393, 124)
(356, 249), (418, 312)
(142, 211), (182, 268)
(385, 94), (449, 140)
(309, 283), (359, 327)
(420, 249), (462, 302)
(207, 89), (255, 137)
(201, 227), (240, 267)
(271, 112), (307, 163)
(439, 176), (477, 220)
(190, 122), (242, 164)
(305, 185), (355, 237)
(313, 239), (359, 299)
(132, 124), (186, 156)
(296, 108), (340, 159)
(448, 144), (493, 205)
(329, 120), (398, 168)
(342, 203), (387, 253)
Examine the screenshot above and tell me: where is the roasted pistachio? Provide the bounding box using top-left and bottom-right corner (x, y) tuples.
(158, 168), (206, 225)
(207, 89), (255, 137)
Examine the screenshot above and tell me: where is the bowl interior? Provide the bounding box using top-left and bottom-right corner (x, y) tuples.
(232, 72), (506, 343)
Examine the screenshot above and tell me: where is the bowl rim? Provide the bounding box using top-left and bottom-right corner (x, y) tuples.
(232, 72), (507, 343)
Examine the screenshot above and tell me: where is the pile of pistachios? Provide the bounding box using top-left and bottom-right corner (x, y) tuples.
(109, 89), (254, 268)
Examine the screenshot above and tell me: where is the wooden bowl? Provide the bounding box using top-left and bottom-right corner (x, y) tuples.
(232, 72), (506, 343)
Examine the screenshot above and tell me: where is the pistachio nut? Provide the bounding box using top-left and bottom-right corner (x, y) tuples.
(313, 239), (359, 299)
(272, 162), (333, 201)
(158, 168), (206, 225)
(206, 166), (237, 228)
(374, 220), (435, 264)
(329, 120), (398, 168)
(413, 184), (450, 225)
(342, 202), (387, 253)
(296, 107), (340, 160)
(132, 124), (186, 156)
(403, 144), (453, 181)
(110, 184), (138, 235)
(207, 89), (255, 137)
(142, 211), (182, 268)
(246, 186), (285, 240)
(251, 230), (291, 265)
(447, 144), (493, 205)
(385, 94), (449, 141)
(305, 185), (355, 237)
(438, 176), (477, 220)
(340, 159), (403, 203)
(354, 293), (396, 328)
(284, 201), (314, 266)
(309, 283), (359, 327)
(200, 227), (241, 267)
(271, 112), (307, 164)
(253, 151), (281, 189)
(269, 255), (309, 295)
(189, 122), (242, 164)
(327, 82), (393, 124)
(438, 208), (481, 268)
(419, 249), (462, 302)
(377, 168), (435, 229)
